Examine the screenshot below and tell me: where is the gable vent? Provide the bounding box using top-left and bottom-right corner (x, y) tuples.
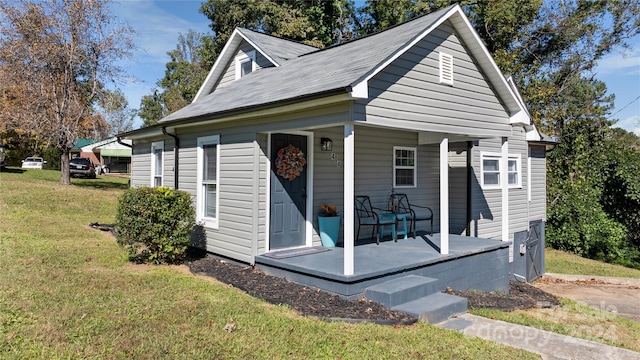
(439, 52), (454, 86)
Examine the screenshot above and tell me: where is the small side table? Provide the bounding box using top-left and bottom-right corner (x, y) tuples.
(378, 213), (397, 241)
(395, 213), (408, 240)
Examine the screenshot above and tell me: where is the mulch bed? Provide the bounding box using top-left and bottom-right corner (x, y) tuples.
(446, 281), (560, 311)
(188, 256), (560, 323)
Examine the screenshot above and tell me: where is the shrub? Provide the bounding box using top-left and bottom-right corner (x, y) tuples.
(116, 186), (195, 264)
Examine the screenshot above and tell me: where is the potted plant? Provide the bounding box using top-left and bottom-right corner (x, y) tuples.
(318, 204), (340, 247)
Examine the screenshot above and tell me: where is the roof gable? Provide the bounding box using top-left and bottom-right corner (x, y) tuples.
(193, 28), (317, 101)
(161, 4), (529, 126)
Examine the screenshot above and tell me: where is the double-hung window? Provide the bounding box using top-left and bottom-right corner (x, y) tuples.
(197, 135), (220, 228)
(481, 152), (521, 189)
(393, 146), (417, 188)
(235, 50), (256, 79)
(150, 141), (164, 187)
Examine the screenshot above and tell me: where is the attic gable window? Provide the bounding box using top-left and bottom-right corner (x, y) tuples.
(235, 50), (256, 79)
(439, 52), (454, 86)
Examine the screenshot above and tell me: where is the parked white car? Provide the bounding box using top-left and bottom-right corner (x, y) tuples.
(21, 157), (46, 169)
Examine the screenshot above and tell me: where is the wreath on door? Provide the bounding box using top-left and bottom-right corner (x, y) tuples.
(276, 144), (306, 181)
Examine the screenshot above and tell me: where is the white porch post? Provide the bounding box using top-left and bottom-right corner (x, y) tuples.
(501, 137), (512, 262)
(343, 124), (355, 275)
(440, 137), (449, 255)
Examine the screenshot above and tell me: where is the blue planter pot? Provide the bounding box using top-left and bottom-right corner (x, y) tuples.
(318, 216), (341, 247)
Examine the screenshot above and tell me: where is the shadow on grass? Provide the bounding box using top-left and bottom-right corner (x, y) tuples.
(0, 167), (26, 173)
(72, 177), (130, 190)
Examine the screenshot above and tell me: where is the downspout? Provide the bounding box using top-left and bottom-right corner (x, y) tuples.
(162, 127), (179, 189)
(116, 136), (133, 148)
(466, 141), (472, 237)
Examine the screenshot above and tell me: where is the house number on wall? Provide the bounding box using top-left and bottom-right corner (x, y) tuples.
(331, 153), (341, 167)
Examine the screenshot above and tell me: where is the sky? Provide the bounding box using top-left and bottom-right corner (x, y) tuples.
(113, 0), (640, 134)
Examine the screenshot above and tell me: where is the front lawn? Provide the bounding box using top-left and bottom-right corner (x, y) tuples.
(0, 169), (536, 359)
(468, 246), (640, 353)
(545, 248), (640, 278)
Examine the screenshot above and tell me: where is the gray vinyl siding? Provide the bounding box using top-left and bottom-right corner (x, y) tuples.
(130, 137), (174, 188)
(177, 126), (258, 264)
(257, 133), (269, 254)
(216, 41), (273, 91)
(312, 126), (345, 244)
(449, 142), (468, 235)
(129, 104), (351, 262)
(508, 127), (529, 237)
(470, 127), (529, 241)
(130, 139), (151, 187)
(529, 145), (546, 222)
(355, 21), (510, 136)
(349, 126), (440, 240)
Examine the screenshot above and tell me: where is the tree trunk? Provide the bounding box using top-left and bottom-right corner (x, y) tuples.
(60, 149), (71, 185)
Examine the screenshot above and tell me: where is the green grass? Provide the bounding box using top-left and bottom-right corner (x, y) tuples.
(545, 248), (640, 278)
(470, 298), (640, 353)
(0, 168), (538, 359)
(465, 246), (640, 352)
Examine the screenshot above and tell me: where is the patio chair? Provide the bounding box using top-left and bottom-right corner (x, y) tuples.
(355, 195), (396, 244)
(389, 193), (433, 237)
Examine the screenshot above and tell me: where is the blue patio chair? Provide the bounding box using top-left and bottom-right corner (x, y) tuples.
(389, 193), (433, 237)
(355, 195), (396, 244)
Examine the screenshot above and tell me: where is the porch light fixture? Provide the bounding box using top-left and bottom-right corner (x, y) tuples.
(320, 137), (333, 151)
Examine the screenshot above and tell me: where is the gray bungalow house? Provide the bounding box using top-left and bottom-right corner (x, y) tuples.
(124, 5), (550, 321)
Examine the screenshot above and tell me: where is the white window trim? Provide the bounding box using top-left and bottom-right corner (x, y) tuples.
(393, 146), (417, 188)
(150, 141), (164, 187)
(196, 135), (220, 229)
(481, 152), (522, 190)
(235, 50), (256, 80)
(439, 52), (454, 86)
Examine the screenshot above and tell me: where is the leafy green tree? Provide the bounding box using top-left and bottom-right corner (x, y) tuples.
(99, 88), (136, 136)
(0, 0), (134, 184)
(139, 90), (167, 128)
(200, 0), (356, 52)
(138, 30), (212, 126)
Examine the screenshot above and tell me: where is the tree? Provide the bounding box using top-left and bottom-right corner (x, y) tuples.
(99, 88), (135, 137)
(200, 0), (356, 53)
(139, 90), (167, 128)
(0, 0), (134, 184)
(356, 0), (640, 266)
(138, 30), (211, 126)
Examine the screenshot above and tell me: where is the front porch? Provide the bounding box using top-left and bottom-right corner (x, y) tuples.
(256, 233), (511, 300)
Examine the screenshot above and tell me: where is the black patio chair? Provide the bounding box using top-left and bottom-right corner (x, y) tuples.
(389, 193), (433, 237)
(355, 195), (396, 244)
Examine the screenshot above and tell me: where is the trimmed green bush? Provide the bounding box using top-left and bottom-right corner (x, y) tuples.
(116, 186), (195, 264)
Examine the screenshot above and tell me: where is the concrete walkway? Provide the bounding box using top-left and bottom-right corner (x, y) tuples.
(438, 313), (640, 360)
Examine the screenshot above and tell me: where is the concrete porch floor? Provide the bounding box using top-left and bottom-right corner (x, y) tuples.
(255, 233), (512, 299)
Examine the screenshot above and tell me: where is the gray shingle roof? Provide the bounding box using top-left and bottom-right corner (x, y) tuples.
(159, 5), (458, 124)
(237, 28), (317, 64)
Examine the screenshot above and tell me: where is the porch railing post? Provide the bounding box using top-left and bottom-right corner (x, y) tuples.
(344, 123), (355, 275)
(440, 137), (449, 255)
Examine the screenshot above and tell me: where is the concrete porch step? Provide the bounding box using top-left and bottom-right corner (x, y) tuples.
(392, 292), (468, 324)
(365, 275), (439, 308)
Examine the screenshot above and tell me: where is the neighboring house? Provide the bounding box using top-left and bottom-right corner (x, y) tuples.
(76, 137), (133, 173)
(71, 138), (97, 162)
(123, 5), (551, 314)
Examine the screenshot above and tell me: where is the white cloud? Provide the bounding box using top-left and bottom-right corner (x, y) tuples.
(114, 1), (210, 63)
(109, 1), (212, 128)
(613, 115), (640, 135)
(595, 37), (640, 75)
